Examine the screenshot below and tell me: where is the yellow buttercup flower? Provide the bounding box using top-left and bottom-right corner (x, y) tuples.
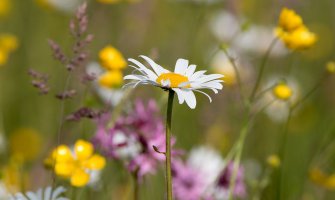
(273, 83), (293, 101)
(0, 34), (19, 53)
(0, 49), (8, 66)
(266, 154), (280, 168)
(276, 8), (317, 51)
(309, 168), (335, 190)
(99, 45), (127, 70)
(2, 157), (30, 193)
(9, 128), (42, 162)
(47, 140), (106, 187)
(326, 61), (335, 74)
(278, 8), (303, 32)
(98, 70), (123, 88)
(280, 26), (317, 50)
(0, 0), (11, 18)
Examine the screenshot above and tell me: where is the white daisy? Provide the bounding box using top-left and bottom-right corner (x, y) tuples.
(124, 56), (224, 109)
(9, 186), (68, 200)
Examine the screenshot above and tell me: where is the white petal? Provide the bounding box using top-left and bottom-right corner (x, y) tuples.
(44, 187), (52, 200)
(128, 58), (158, 80)
(140, 55), (169, 75)
(174, 59), (189, 75)
(185, 64), (196, 77)
(196, 74), (224, 83)
(181, 89), (197, 109)
(123, 74), (147, 81)
(194, 90), (212, 102)
(173, 88), (185, 104)
(28, 193), (37, 200)
(52, 186), (67, 199)
(190, 70), (207, 80)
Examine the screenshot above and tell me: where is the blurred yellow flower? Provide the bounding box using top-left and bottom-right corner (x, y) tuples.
(276, 8), (317, 51)
(266, 154), (280, 168)
(2, 158), (29, 193)
(0, 49), (8, 66)
(309, 168), (335, 190)
(326, 61), (335, 74)
(0, 33), (19, 67)
(98, 70), (123, 88)
(47, 140), (106, 187)
(99, 45), (127, 71)
(9, 128), (42, 162)
(272, 83), (293, 101)
(0, 0), (11, 18)
(0, 34), (19, 53)
(279, 26), (317, 50)
(278, 8), (303, 32)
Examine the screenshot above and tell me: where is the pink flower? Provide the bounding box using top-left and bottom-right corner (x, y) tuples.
(93, 99), (179, 180)
(172, 160), (208, 200)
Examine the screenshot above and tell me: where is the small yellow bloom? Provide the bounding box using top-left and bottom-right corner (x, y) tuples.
(273, 83), (293, 101)
(99, 46), (127, 70)
(75, 140), (94, 161)
(0, 0), (11, 18)
(9, 128), (42, 162)
(280, 26), (317, 50)
(267, 154), (280, 168)
(47, 140), (106, 187)
(0, 49), (8, 66)
(0, 34), (19, 53)
(1, 156), (32, 193)
(52, 145), (73, 162)
(309, 168), (335, 190)
(278, 8), (303, 32)
(71, 168), (90, 187)
(310, 168), (327, 184)
(326, 61), (335, 74)
(325, 174), (335, 189)
(98, 70), (123, 88)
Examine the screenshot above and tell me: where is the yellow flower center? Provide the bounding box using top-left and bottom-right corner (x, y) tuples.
(273, 84), (293, 100)
(156, 72), (190, 88)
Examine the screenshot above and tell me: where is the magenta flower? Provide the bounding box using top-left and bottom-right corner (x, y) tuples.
(171, 147), (246, 200)
(210, 162), (246, 200)
(92, 99), (178, 180)
(172, 160), (208, 200)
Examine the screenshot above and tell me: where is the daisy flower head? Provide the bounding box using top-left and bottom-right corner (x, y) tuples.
(9, 186), (68, 200)
(124, 56), (224, 109)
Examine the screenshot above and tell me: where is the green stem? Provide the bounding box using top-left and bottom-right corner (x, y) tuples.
(228, 120), (250, 200)
(277, 106), (292, 200)
(166, 90), (175, 200)
(250, 38), (278, 102)
(132, 171), (139, 200)
(220, 46), (248, 108)
(291, 74), (326, 111)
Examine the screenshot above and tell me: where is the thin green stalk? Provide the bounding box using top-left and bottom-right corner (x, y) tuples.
(250, 38), (278, 102)
(166, 90), (175, 200)
(228, 120), (251, 200)
(220, 46), (248, 108)
(291, 74), (327, 111)
(134, 180), (139, 200)
(277, 106), (292, 200)
(132, 171), (140, 200)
